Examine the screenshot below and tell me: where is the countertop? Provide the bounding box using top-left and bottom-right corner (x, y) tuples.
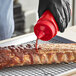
(57, 26), (76, 42)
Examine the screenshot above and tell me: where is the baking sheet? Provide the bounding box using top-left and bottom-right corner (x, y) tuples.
(0, 34), (76, 76)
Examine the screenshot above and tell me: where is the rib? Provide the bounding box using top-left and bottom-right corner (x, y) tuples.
(0, 43), (76, 69)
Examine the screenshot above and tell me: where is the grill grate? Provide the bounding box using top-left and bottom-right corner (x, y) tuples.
(0, 36), (76, 76)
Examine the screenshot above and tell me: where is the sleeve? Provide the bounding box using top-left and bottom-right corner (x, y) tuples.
(0, 0), (14, 40)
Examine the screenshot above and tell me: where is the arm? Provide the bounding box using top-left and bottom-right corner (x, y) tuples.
(0, 0), (14, 40)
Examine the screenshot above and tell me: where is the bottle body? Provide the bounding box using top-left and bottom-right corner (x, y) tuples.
(34, 10), (59, 41)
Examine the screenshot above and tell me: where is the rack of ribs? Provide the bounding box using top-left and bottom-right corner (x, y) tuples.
(0, 43), (76, 69)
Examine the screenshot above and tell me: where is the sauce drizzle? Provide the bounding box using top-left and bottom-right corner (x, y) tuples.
(35, 38), (38, 52)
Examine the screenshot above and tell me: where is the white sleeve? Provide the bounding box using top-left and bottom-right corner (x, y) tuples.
(0, 0), (14, 40)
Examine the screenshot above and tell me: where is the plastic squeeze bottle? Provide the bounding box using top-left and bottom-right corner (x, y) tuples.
(34, 10), (59, 41)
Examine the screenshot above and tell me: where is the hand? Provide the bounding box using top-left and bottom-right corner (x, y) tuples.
(38, 0), (71, 32)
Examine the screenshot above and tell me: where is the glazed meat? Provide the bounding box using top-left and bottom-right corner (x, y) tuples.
(0, 43), (76, 69)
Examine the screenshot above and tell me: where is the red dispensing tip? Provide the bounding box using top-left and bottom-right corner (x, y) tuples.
(34, 10), (59, 41)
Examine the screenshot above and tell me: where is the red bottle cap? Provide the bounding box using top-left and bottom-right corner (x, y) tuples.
(34, 10), (59, 41)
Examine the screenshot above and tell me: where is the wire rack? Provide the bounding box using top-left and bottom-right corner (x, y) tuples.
(0, 36), (76, 76)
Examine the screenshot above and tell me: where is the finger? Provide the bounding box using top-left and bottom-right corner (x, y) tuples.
(65, 1), (71, 22)
(38, 0), (49, 17)
(62, 0), (69, 27)
(55, 1), (67, 28)
(48, 3), (66, 32)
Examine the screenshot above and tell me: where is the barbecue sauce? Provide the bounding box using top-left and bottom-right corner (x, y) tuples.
(35, 38), (38, 52)
(8, 45), (34, 65)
